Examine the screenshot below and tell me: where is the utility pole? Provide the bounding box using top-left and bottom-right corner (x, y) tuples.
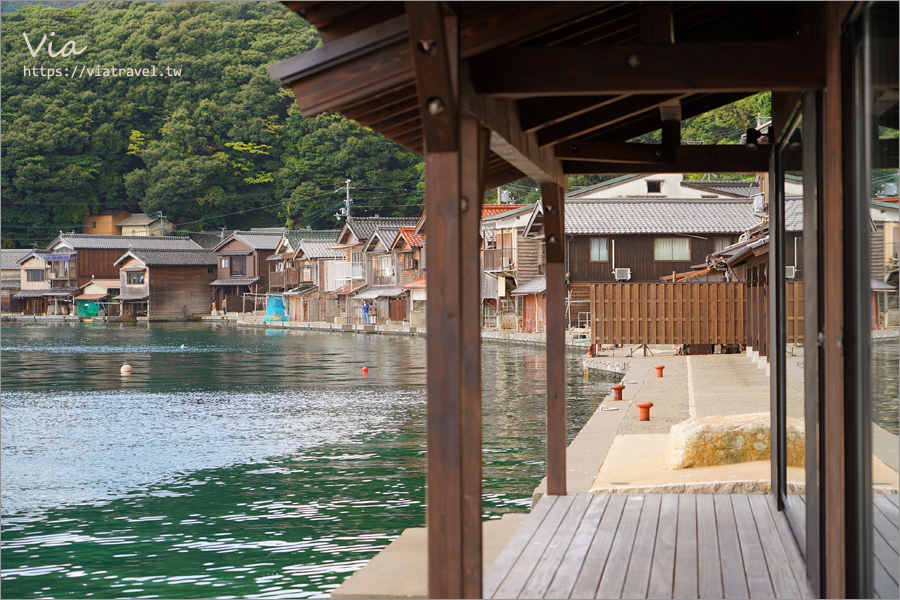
(158, 211), (166, 236)
(335, 179), (353, 221)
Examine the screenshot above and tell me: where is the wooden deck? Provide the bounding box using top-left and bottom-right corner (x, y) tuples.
(484, 493), (816, 599)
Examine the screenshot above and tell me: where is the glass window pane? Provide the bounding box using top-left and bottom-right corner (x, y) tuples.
(590, 238), (608, 261)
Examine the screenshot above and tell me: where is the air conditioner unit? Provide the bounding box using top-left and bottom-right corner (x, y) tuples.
(614, 267), (632, 281)
(785, 266), (797, 279)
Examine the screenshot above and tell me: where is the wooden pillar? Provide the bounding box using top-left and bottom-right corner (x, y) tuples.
(407, 3), (487, 597)
(540, 181), (567, 496)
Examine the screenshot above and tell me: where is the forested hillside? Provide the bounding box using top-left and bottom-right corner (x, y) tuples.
(1, 1), (424, 247)
(1, 1), (773, 249)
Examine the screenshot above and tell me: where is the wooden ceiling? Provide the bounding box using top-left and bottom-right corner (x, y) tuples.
(270, 1), (823, 189)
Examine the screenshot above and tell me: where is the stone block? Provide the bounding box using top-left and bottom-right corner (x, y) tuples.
(665, 413), (804, 469)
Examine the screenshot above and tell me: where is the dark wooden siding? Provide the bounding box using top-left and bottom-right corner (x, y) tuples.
(76, 249), (131, 287)
(568, 234), (732, 283)
(148, 265), (216, 318)
(871, 224), (885, 281)
(516, 235), (541, 285)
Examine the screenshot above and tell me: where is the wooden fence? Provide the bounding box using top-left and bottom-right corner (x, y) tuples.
(590, 283), (747, 346)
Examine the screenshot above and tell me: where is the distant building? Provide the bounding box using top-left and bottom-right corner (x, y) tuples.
(116, 213), (175, 237)
(81, 209), (132, 235)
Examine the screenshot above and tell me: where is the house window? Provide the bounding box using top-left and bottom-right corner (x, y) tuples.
(230, 256), (246, 277)
(220, 257), (230, 269)
(646, 180), (663, 194)
(26, 269), (45, 282)
(127, 271), (145, 285)
(714, 237), (732, 253)
(654, 237), (691, 261)
(590, 238), (609, 262)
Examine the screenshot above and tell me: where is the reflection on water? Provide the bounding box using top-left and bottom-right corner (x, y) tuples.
(1, 323), (613, 599)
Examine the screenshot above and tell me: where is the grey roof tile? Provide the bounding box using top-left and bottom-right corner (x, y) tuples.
(51, 234), (201, 251)
(348, 217), (419, 241)
(563, 198), (762, 235)
(1, 249), (30, 270)
(118, 249), (218, 267)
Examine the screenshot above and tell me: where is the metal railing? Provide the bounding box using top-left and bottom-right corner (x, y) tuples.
(483, 247), (514, 271)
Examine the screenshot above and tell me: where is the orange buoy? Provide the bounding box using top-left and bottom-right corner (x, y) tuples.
(362, 366), (369, 374)
(120, 363), (132, 374)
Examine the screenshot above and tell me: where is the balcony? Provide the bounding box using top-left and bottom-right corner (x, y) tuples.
(372, 272), (394, 287)
(483, 247), (514, 272)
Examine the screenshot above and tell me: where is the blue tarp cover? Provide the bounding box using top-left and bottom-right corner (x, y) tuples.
(265, 295), (289, 321)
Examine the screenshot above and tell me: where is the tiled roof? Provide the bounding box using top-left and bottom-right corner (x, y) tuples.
(1, 249), (31, 270)
(51, 234), (201, 251)
(1, 280), (21, 289)
(347, 217), (419, 241)
(85, 279), (121, 289)
(395, 227), (423, 249)
(679, 180), (761, 198)
(785, 197), (803, 232)
(563, 198), (761, 235)
(566, 174), (642, 198)
(511, 275), (546, 295)
(481, 204), (529, 219)
(210, 277), (261, 286)
(229, 231), (285, 251)
(366, 227), (403, 252)
(298, 239), (344, 259)
(117, 249), (218, 267)
(116, 213), (157, 226)
(482, 204), (536, 222)
(403, 275), (427, 290)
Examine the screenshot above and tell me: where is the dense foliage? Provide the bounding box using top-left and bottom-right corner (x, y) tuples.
(1, 1), (425, 247)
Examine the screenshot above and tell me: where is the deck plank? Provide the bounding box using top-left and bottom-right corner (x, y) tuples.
(518, 494), (592, 598)
(874, 524), (899, 584)
(748, 495), (802, 599)
(762, 495), (811, 599)
(493, 495), (576, 599)
(872, 501), (900, 555)
(885, 494), (899, 509)
(673, 494), (699, 600)
(484, 495), (558, 598)
(594, 495), (645, 599)
(696, 495), (725, 599)
(874, 555), (899, 600)
(543, 495), (611, 599)
(874, 494), (900, 529)
(731, 494), (775, 599)
(647, 494), (680, 599)
(784, 493), (807, 542)
(621, 494), (663, 599)
(713, 495), (750, 599)
(569, 494), (628, 599)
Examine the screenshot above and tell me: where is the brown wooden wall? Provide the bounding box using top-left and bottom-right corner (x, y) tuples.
(75, 249), (131, 287)
(148, 266), (216, 317)
(590, 283), (746, 345)
(568, 234), (734, 283)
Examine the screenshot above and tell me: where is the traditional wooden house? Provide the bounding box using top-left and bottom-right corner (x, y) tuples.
(73, 279), (120, 318)
(870, 198), (899, 326)
(279, 231), (343, 323)
(382, 227), (425, 323)
(350, 227), (408, 323)
(510, 274), (547, 333)
(270, 2), (898, 597)
(481, 204), (541, 329)
(114, 249), (217, 319)
(1, 249), (29, 313)
(330, 216), (418, 322)
(210, 231), (283, 313)
(115, 213), (175, 237)
(43, 234), (202, 291)
(81, 209), (132, 235)
(12, 251), (51, 315)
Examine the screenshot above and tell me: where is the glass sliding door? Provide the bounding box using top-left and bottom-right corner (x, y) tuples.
(846, 2), (899, 598)
(772, 91), (823, 581)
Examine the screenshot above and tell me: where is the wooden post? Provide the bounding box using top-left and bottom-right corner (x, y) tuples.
(541, 180), (567, 496)
(407, 4), (486, 598)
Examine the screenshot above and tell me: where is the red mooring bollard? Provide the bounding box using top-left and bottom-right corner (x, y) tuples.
(637, 401), (654, 421)
(611, 384), (625, 401)
(654, 365), (665, 377)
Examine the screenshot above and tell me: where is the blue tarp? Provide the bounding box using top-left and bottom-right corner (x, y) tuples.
(265, 295), (289, 321)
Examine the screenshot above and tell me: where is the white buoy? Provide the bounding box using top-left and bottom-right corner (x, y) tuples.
(121, 363), (132, 374)
(180, 344), (185, 349)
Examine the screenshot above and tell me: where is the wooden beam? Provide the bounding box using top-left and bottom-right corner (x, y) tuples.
(540, 181), (566, 497)
(517, 96), (624, 132)
(460, 71), (562, 183)
(562, 145), (770, 174)
(468, 42), (827, 97)
(554, 140), (670, 164)
(407, 2), (458, 153)
(536, 94), (686, 147)
(459, 115), (489, 599)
